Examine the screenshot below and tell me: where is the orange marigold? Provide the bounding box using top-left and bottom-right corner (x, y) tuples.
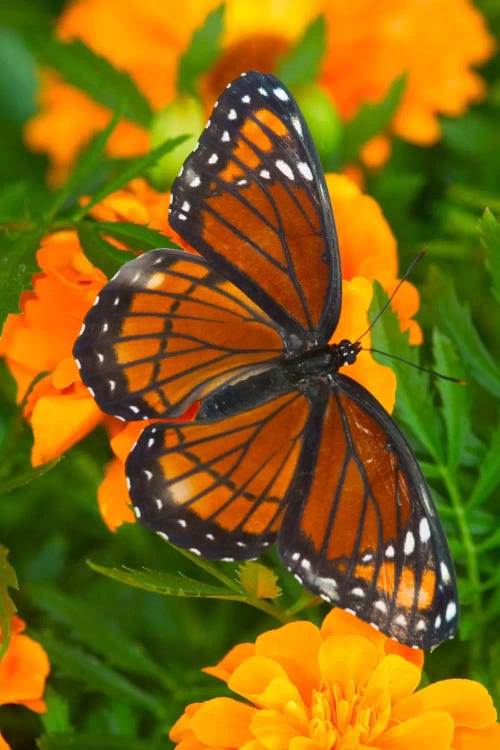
(0, 615), (50, 714)
(25, 0), (494, 181)
(171, 609), (500, 750)
(0, 174), (418, 529)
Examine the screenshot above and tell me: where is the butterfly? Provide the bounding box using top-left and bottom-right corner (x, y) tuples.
(74, 71), (458, 649)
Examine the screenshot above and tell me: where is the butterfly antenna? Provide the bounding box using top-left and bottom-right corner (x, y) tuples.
(366, 348), (465, 384)
(355, 250), (427, 343)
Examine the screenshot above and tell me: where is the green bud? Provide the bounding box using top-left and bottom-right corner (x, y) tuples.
(148, 95), (205, 189)
(291, 83), (343, 169)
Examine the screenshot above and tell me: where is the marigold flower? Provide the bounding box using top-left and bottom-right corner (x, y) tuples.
(0, 616), (50, 714)
(25, 0), (494, 181)
(171, 609), (500, 750)
(1, 174), (418, 529)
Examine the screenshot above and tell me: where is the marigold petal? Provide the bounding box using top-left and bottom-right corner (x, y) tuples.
(0, 734), (12, 750)
(188, 697), (256, 746)
(392, 679), (497, 729)
(363, 654), (421, 708)
(0, 631), (50, 711)
(251, 708), (304, 750)
(255, 622), (321, 703)
(319, 635), (377, 693)
(30, 392), (103, 465)
(378, 710), (454, 749)
(453, 722), (500, 750)
(97, 457), (135, 531)
(227, 657), (290, 700)
(203, 642), (256, 682)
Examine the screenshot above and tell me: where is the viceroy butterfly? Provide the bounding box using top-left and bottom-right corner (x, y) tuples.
(74, 71), (458, 649)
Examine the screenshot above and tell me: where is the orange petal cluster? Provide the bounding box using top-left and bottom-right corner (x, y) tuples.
(1, 174), (417, 528)
(25, 0), (494, 181)
(0, 615), (50, 714)
(171, 609), (500, 750)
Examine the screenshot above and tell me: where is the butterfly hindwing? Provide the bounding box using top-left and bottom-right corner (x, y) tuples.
(127, 389), (311, 560)
(74, 248), (284, 420)
(169, 71), (341, 348)
(279, 374), (458, 649)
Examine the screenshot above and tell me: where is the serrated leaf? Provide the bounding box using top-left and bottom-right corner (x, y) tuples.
(177, 5), (224, 96)
(45, 108), (124, 222)
(478, 208), (500, 304)
(88, 561), (238, 599)
(72, 135), (188, 220)
(26, 33), (151, 127)
(428, 268), (500, 398)
(34, 584), (171, 686)
(38, 632), (163, 715)
(0, 227), (44, 331)
(370, 283), (443, 462)
(90, 221), (180, 253)
(432, 330), (469, 470)
(77, 222), (132, 278)
(0, 547), (18, 658)
(277, 16), (326, 87)
(340, 74), (407, 162)
(39, 735), (147, 750)
(0, 458), (60, 494)
(468, 418), (500, 510)
(237, 561), (281, 600)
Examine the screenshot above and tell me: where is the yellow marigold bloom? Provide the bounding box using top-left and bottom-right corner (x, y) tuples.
(171, 609), (500, 750)
(1, 174), (417, 529)
(0, 616), (50, 714)
(25, 0), (494, 181)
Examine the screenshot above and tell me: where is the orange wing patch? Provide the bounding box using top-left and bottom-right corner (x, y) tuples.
(74, 249), (284, 420)
(127, 391), (311, 560)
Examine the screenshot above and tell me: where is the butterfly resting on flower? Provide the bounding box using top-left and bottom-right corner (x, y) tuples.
(74, 71), (458, 649)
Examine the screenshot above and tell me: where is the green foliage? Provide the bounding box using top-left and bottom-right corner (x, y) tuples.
(0, 547), (18, 658)
(0, 2), (499, 748)
(277, 16), (326, 88)
(340, 75), (407, 162)
(176, 5), (225, 96)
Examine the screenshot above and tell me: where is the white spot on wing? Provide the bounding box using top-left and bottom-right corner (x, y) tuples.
(298, 161), (313, 181)
(258, 86), (268, 96)
(445, 601), (457, 622)
(273, 87), (289, 101)
(221, 130), (230, 142)
(228, 109), (237, 120)
(260, 169), (271, 180)
(440, 562), (451, 583)
(208, 153), (218, 165)
(189, 175), (201, 187)
(276, 159), (294, 180)
(374, 600), (388, 613)
(351, 587), (365, 597)
(181, 201), (190, 212)
(385, 544), (395, 559)
(404, 531), (415, 556)
(291, 115), (303, 136)
(241, 95), (251, 103)
(419, 517), (431, 543)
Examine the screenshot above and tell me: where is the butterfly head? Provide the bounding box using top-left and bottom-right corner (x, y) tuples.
(335, 339), (362, 366)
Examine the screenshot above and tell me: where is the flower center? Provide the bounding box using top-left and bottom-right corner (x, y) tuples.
(200, 35), (290, 109)
(308, 681), (389, 749)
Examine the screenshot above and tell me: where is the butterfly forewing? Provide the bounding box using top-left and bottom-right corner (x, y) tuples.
(74, 249), (283, 420)
(127, 390), (310, 560)
(279, 375), (458, 649)
(169, 71), (341, 348)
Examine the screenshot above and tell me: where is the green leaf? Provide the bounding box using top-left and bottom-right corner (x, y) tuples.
(237, 561), (281, 600)
(34, 584), (173, 687)
(177, 5), (224, 96)
(468, 418), (500, 510)
(77, 222), (132, 278)
(39, 735), (147, 750)
(90, 221), (181, 253)
(25, 33), (152, 127)
(88, 561), (239, 599)
(45, 107), (124, 222)
(0, 459), (60, 494)
(41, 689), (72, 734)
(0, 546), (18, 659)
(370, 283), (443, 462)
(38, 632), (163, 715)
(432, 330), (469, 470)
(428, 267), (500, 398)
(277, 16), (326, 87)
(478, 208), (500, 304)
(72, 135), (188, 220)
(0, 226), (44, 331)
(340, 74), (407, 162)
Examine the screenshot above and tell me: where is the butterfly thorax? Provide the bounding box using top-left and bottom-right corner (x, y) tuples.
(282, 339), (361, 386)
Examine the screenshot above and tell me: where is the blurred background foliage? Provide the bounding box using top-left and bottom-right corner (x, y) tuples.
(0, 0), (499, 748)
